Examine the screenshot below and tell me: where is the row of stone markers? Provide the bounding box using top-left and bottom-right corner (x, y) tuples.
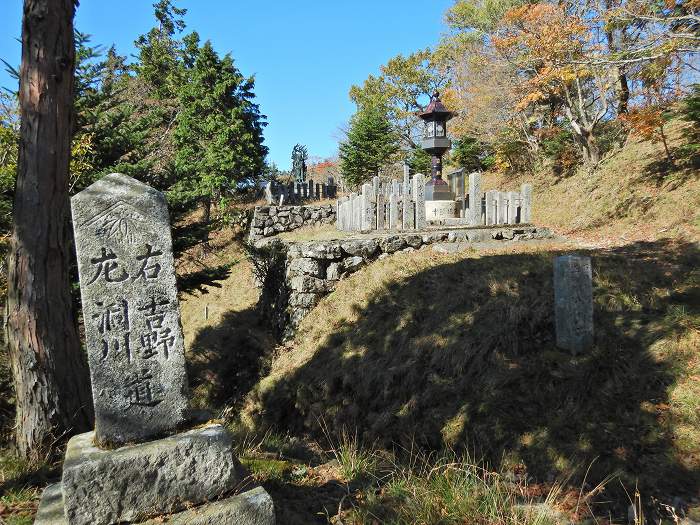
(264, 178), (337, 205)
(35, 174), (274, 525)
(456, 172), (533, 226)
(337, 167), (427, 232)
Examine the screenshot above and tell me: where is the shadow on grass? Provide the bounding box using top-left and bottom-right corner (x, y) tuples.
(177, 263), (233, 296)
(642, 142), (700, 187)
(244, 238), (699, 517)
(187, 306), (275, 412)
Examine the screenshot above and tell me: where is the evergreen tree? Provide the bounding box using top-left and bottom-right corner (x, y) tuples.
(339, 105), (399, 188)
(451, 136), (493, 172)
(172, 37), (267, 245)
(134, 0), (186, 99)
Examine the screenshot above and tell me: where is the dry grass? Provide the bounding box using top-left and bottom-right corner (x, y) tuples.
(483, 116), (700, 247)
(242, 238), (700, 519)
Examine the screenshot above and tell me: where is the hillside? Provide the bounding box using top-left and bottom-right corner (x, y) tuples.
(1, 117), (698, 524)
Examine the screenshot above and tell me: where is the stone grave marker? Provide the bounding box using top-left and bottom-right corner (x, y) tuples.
(521, 183), (533, 223)
(468, 172), (482, 226)
(554, 255), (594, 353)
(508, 191), (519, 224)
(413, 173), (426, 229)
(264, 182), (273, 205)
(72, 173), (188, 446)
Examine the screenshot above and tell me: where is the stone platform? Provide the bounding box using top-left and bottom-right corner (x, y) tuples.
(35, 484), (274, 525)
(35, 424), (275, 525)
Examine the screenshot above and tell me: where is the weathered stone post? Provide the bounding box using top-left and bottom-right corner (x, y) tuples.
(485, 190), (497, 225)
(389, 192), (399, 230)
(372, 175), (380, 198)
(496, 192), (505, 225)
(264, 182), (273, 205)
(468, 172), (482, 226)
(72, 174), (188, 445)
(554, 255), (594, 353)
(402, 166), (412, 229)
(376, 194), (385, 230)
(413, 173), (427, 229)
(508, 191), (519, 224)
(521, 183), (533, 223)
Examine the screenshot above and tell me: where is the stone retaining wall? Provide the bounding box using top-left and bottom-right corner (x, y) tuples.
(254, 225), (553, 340)
(249, 204), (336, 241)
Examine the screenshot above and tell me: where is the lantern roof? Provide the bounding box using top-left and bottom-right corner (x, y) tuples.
(418, 91), (456, 120)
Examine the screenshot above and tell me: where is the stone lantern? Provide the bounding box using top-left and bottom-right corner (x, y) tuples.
(418, 91), (457, 219)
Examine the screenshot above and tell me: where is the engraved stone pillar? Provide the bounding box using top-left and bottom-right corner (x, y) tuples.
(485, 190), (497, 225)
(322, 184), (327, 198)
(508, 191), (519, 224)
(468, 172), (482, 226)
(402, 167), (412, 229)
(372, 176), (380, 198)
(554, 255), (594, 354)
(361, 184), (373, 231)
(71, 173), (188, 446)
(315, 183), (320, 200)
(404, 201), (415, 229)
(389, 193), (399, 230)
(412, 173), (426, 229)
(376, 195), (385, 230)
(496, 192), (505, 225)
(521, 183), (533, 223)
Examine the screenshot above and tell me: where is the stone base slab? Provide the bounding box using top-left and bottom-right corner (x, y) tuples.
(61, 424), (242, 525)
(35, 483), (275, 525)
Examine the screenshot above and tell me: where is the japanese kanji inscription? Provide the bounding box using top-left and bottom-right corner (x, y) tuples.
(72, 173), (188, 445)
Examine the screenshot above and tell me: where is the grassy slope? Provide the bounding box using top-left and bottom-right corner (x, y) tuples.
(486, 117), (700, 246)
(237, 115), (700, 519)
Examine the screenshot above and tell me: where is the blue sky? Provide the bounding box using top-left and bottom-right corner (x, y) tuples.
(0, 1), (454, 170)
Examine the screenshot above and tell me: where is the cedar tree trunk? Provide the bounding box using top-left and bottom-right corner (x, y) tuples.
(7, 0), (93, 461)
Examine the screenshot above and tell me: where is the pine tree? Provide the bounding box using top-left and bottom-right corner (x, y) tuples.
(339, 105), (399, 188)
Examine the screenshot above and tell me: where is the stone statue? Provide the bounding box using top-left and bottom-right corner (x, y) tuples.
(291, 144), (308, 184)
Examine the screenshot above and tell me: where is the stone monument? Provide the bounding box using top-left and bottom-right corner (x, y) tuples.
(554, 255), (594, 354)
(35, 174), (275, 525)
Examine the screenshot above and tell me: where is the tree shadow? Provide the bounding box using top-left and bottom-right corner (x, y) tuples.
(641, 142), (700, 187)
(187, 306), (276, 411)
(177, 263), (232, 296)
(246, 238), (700, 517)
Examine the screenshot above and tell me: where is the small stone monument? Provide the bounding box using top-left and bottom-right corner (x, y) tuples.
(264, 182), (273, 205)
(554, 255), (594, 354)
(35, 174), (275, 525)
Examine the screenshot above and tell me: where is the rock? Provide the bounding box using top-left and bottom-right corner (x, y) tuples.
(61, 424), (241, 525)
(378, 253), (390, 260)
(403, 234), (423, 248)
(299, 242), (343, 259)
(289, 275), (328, 293)
(35, 484), (275, 525)
(288, 258), (323, 277)
(340, 239), (379, 258)
(380, 236), (406, 253)
(341, 256), (364, 273)
(289, 292), (319, 308)
(326, 262), (340, 280)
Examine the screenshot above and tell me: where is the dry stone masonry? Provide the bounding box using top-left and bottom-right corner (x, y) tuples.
(36, 174), (274, 525)
(249, 203), (335, 241)
(256, 225), (553, 339)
